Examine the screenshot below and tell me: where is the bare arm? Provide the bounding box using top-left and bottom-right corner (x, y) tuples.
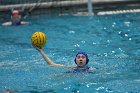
(2, 21), (29, 26)
(39, 49), (64, 67)
(33, 45), (76, 68)
(2, 22), (12, 26)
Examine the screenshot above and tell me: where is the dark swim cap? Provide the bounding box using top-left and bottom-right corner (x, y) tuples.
(74, 51), (89, 65)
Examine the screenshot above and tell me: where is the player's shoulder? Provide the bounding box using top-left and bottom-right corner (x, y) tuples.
(89, 67), (96, 71)
(21, 21), (29, 25)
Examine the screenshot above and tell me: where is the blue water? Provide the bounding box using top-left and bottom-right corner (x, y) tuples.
(0, 13), (140, 93)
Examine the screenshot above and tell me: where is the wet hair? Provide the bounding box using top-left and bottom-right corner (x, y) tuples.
(74, 51), (89, 65)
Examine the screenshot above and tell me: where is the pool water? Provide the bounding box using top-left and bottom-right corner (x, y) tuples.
(0, 13), (140, 93)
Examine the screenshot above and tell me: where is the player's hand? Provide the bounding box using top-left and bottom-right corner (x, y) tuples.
(32, 43), (41, 51)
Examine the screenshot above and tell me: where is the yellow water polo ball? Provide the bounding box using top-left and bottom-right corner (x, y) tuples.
(31, 32), (47, 48)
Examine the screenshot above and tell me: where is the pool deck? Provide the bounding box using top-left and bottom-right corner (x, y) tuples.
(0, 0), (140, 13)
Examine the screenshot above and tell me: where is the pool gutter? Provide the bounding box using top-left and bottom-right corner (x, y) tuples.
(0, 0), (140, 13)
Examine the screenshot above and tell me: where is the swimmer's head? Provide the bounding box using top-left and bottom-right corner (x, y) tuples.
(74, 51), (89, 67)
(11, 10), (20, 17)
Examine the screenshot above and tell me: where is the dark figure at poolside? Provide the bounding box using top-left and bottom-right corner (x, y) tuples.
(33, 45), (96, 72)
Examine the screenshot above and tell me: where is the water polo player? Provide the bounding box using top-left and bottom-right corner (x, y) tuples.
(33, 45), (96, 72)
(2, 10), (29, 26)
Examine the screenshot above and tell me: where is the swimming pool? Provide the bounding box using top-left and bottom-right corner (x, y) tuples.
(0, 13), (140, 93)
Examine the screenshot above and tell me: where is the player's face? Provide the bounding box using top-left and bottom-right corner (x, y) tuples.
(75, 54), (87, 67)
(11, 15), (21, 22)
